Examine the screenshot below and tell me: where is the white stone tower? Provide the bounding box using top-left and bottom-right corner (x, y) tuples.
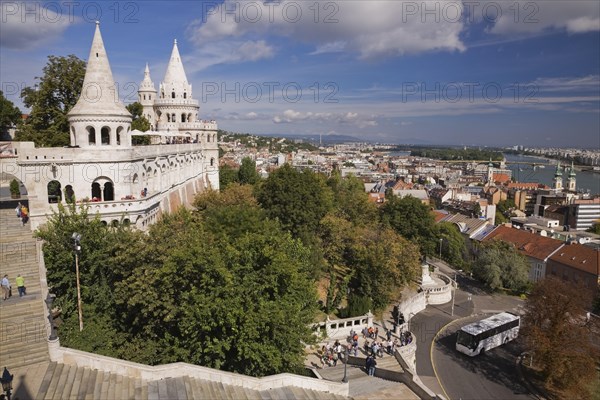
(155, 39), (198, 132)
(567, 161), (577, 192)
(138, 63), (157, 129)
(553, 161), (563, 191)
(68, 21), (132, 148)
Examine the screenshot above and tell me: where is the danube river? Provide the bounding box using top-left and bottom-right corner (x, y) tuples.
(504, 154), (600, 195)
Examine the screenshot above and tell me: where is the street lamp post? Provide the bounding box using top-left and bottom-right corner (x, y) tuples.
(341, 347), (349, 383)
(439, 238), (443, 259)
(44, 293), (57, 341)
(72, 233), (83, 332)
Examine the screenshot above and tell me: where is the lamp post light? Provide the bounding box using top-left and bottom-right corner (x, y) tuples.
(341, 347), (349, 383)
(45, 293), (57, 341)
(0, 367), (13, 400)
(72, 232), (83, 332)
(439, 238), (443, 259)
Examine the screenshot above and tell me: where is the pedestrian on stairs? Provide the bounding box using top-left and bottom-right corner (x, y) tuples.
(366, 355), (377, 376)
(1, 275), (10, 300)
(16, 274), (26, 297)
(20, 205), (29, 226)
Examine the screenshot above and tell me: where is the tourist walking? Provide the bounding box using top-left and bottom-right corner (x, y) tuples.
(16, 274), (26, 297)
(366, 355), (377, 376)
(20, 205), (29, 226)
(15, 202), (22, 218)
(1, 275), (11, 300)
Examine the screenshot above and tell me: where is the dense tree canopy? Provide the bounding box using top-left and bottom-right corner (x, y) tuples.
(380, 194), (438, 255)
(522, 277), (597, 398)
(238, 157), (260, 185)
(16, 55), (86, 147)
(472, 240), (529, 291)
(437, 222), (469, 270)
(37, 187), (318, 377)
(256, 164), (333, 238)
(0, 91), (21, 135)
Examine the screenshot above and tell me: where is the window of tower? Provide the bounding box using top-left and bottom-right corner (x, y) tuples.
(149, 95), (152, 100)
(143, 94), (146, 100)
(210, 158), (215, 167)
(116, 126), (124, 145)
(181, 113), (186, 123)
(47, 180), (61, 203)
(87, 126), (96, 145)
(172, 91), (175, 99)
(184, 92), (187, 99)
(101, 127), (110, 145)
(167, 114), (171, 122)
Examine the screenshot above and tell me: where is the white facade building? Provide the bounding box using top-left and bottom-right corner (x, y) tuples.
(1, 23), (219, 231)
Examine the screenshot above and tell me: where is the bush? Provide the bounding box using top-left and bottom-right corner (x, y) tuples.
(9, 179), (20, 197)
(344, 295), (372, 317)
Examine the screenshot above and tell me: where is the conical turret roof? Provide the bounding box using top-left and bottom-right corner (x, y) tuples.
(68, 22), (131, 118)
(163, 40), (189, 86)
(140, 63), (156, 92)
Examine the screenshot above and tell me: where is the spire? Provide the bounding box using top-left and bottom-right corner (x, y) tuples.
(163, 39), (188, 87)
(554, 161), (563, 177)
(139, 62), (156, 92)
(68, 22), (130, 118)
(569, 161), (576, 177)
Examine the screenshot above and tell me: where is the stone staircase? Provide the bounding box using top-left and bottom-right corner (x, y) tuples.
(0, 207), (50, 369)
(35, 361), (350, 400)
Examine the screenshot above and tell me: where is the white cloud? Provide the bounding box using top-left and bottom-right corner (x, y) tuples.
(188, 1), (466, 59)
(529, 75), (600, 92)
(273, 109), (378, 127)
(487, 1), (600, 35)
(0, 2), (74, 49)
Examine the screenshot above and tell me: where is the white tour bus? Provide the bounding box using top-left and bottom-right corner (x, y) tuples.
(455, 312), (520, 356)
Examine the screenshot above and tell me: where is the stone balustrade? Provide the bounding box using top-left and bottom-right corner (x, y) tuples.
(312, 312), (374, 340)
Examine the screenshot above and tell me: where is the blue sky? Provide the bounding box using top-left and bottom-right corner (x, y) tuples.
(1, 0), (599, 147)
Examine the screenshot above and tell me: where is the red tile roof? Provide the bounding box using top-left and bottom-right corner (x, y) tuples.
(432, 210), (447, 223)
(549, 243), (600, 276)
(483, 226), (564, 261)
(493, 173), (511, 184)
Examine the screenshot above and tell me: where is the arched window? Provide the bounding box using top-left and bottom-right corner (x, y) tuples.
(187, 113), (192, 122)
(181, 113), (186, 123)
(183, 92), (187, 99)
(101, 127), (110, 145)
(210, 158), (215, 167)
(167, 114), (171, 122)
(65, 185), (75, 203)
(143, 94), (146, 100)
(47, 180), (61, 203)
(116, 126), (124, 145)
(171, 113), (176, 122)
(87, 126), (96, 145)
(70, 127), (76, 146)
(207, 135), (211, 143)
(103, 181), (114, 201)
(171, 91), (175, 99)
(149, 95), (152, 100)
(111, 220), (119, 227)
(91, 182), (102, 200)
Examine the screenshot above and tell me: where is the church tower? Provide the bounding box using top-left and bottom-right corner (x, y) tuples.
(567, 161), (577, 192)
(138, 63), (157, 129)
(68, 22), (132, 148)
(553, 162), (563, 191)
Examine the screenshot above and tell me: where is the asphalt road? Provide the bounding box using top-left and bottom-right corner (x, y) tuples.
(411, 260), (531, 400)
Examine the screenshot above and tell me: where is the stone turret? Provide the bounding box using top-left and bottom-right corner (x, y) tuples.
(160, 39), (192, 100)
(138, 63), (157, 128)
(68, 22), (132, 148)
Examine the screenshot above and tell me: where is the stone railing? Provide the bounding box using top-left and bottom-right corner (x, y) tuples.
(48, 344), (348, 396)
(312, 312), (373, 340)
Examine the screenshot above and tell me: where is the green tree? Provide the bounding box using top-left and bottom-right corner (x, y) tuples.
(219, 164), (239, 190)
(380, 194), (437, 255)
(256, 164), (333, 238)
(327, 171), (377, 226)
(0, 91), (21, 135)
(437, 222), (469, 270)
(16, 55), (86, 147)
(522, 277), (597, 397)
(472, 240), (529, 292)
(126, 102), (151, 145)
(238, 157), (260, 185)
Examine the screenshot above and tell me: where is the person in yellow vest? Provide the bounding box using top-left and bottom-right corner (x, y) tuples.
(16, 274), (26, 297)
(20, 205), (29, 226)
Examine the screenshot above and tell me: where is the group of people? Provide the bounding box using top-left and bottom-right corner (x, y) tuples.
(320, 340), (347, 368)
(15, 202), (29, 226)
(1, 274), (26, 300)
(317, 325), (414, 376)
